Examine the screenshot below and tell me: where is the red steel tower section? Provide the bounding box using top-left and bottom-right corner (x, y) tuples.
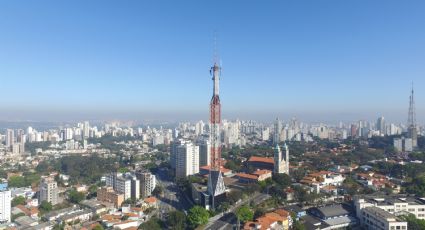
(207, 62), (226, 209)
(210, 63), (221, 171)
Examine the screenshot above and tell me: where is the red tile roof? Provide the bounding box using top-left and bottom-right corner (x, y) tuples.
(252, 169), (272, 176)
(237, 173), (259, 180)
(200, 165), (231, 173)
(248, 156), (274, 164)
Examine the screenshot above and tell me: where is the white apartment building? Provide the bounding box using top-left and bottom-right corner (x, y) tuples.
(355, 196), (425, 219)
(355, 196), (425, 229)
(105, 173), (140, 201)
(361, 207), (407, 230)
(0, 189), (11, 223)
(115, 177), (132, 200)
(39, 177), (59, 205)
(137, 171), (156, 198)
(174, 141), (199, 178)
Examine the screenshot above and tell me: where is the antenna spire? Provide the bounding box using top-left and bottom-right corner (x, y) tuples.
(213, 31), (218, 64)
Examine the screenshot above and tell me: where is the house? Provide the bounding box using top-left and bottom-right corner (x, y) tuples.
(236, 170), (272, 184)
(57, 209), (92, 224)
(300, 171), (345, 193)
(285, 205), (306, 220)
(244, 209), (292, 230)
(142, 197), (158, 209)
(16, 205), (39, 219)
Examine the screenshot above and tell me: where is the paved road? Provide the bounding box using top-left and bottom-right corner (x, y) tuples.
(155, 168), (192, 220)
(204, 192), (271, 230)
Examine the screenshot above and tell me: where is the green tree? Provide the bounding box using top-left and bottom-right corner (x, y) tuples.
(187, 206), (209, 229)
(11, 213), (25, 221)
(118, 167), (129, 173)
(167, 210), (186, 230)
(227, 190), (242, 204)
(68, 189), (85, 204)
(39, 200), (53, 213)
(92, 225), (104, 230)
(0, 169), (7, 179)
(138, 217), (162, 230)
(225, 160), (242, 172)
(400, 214), (425, 230)
(293, 221), (306, 230)
(236, 205), (254, 223)
(8, 176), (26, 187)
(12, 196), (26, 207)
(218, 202), (230, 213)
(272, 173), (291, 187)
(152, 185), (163, 196)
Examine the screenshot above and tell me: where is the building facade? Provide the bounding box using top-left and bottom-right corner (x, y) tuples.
(173, 141), (199, 178)
(136, 171), (156, 198)
(39, 177), (58, 205)
(0, 188), (11, 223)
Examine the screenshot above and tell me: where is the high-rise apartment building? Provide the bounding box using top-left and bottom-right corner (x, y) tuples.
(199, 140), (211, 167)
(83, 121), (90, 138)
(273, 118), (281, 145)
(172, 141), (199, 178)
(105, 172), (140, 200)
(0, 186), (11, 223)
(5, 129), (14, 148)
(39, 177), (59, 205)
(376, 116), (386, 136)
(136, 171), (156, 198)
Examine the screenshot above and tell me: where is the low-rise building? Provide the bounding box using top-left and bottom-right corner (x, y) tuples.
(244, 209), (291, 230)
(57, 209), (92, 224)
(361, 206), (407, 230)
(97, 187), (125, 208)
(300, 171), (345, 193)
(236, 169), (272, 184)
(354, 195), (425, 220)
(307, 204), (358, 229)
(247, 156), (274, 171)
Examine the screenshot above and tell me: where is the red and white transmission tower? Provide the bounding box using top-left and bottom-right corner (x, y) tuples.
(207, 61), (226, 209)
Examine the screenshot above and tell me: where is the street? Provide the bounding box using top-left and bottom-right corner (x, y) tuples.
(204, 192), (271, 230)
(155, 168), (192, 219)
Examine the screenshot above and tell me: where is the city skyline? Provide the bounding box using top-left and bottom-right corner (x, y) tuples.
(1, 1), (425, 122)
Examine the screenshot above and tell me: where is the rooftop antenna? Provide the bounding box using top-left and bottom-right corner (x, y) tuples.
(213, 31), (218, 64)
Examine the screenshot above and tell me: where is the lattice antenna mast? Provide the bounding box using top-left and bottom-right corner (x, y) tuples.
(207, 32), (226, 209)
(408, 82), (416, 128)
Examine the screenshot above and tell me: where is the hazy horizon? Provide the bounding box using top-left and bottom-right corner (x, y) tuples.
(0, 107), (421, 125)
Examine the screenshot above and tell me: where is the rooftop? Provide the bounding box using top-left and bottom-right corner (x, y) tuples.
(252, 169), (272, 176)
(248, 156), (274, 164)
(363, 206), (399, 221)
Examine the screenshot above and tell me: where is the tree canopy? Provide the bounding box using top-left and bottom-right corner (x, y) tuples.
(39, 200), (53, 213)
(236, 205), (254, 223)
(12, 196), (26, 207)
(187, 206), (209, 229)
(166, 210), (186, 230)
(400, 214), (425, 230)
(138, 217), (162, 230)
(68, 189), (86, 204)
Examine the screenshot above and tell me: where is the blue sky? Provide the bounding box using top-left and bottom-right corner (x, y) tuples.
(0, 1), (424, 122)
